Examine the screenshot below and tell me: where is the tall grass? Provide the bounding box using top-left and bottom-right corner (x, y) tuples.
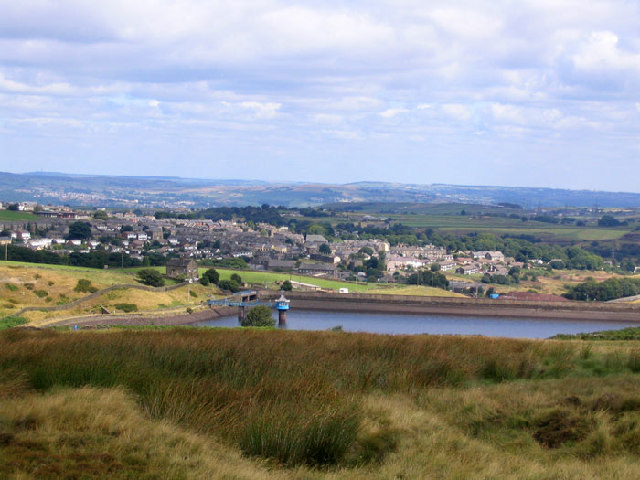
(0, 328), (638, 467)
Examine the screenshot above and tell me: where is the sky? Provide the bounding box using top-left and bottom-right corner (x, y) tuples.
(1, 0), (639, 191)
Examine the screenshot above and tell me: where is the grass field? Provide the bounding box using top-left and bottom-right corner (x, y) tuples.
(287, 209), (631, 242)
(0, 262), (218, 325)
(385, 215), (631, 241)
(0, 210), (39, 221)
(213, 268), (396, 293)
(2, 328), (640, 478)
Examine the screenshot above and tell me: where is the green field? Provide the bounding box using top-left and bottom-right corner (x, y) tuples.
(385, 215), (630, 241)
(0, 210), (38, 221)
(286, 209), (631, 243)
(214, 268), (393, 293)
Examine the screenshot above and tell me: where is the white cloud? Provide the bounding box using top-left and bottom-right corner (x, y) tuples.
(572, 31), (640, 71)
(2, 0), (640, 190)
(441, 104), (471, 121)
(380, 108), (409, 118)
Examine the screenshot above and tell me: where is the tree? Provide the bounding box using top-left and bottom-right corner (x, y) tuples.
(598, 215), (625, 227)
(230, 273), (242, 284)
(319, 243), (332, 255)
(93, 210), (108, 220)
(67, 221), (92, 240)
(281, 280), (293, 291)
(136, 269), (165, 287)
(7, 203), (18, 211)
(241, 305), (275, 327)
(201, 268), (220, 285)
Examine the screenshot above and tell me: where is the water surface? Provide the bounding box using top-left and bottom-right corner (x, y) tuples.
(195, 310), (636, 339)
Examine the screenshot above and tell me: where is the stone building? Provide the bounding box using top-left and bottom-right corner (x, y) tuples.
(166, 258), (199, 282)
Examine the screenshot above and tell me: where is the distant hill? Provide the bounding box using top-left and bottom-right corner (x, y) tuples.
(1, 171), (640, 209)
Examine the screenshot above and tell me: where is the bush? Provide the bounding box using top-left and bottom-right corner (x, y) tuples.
(34, 290), (48, 298)
(281, 280), (293, 291)
(230, 273), (242, 284)
(114, 303), (138, 313)
(241, 306), (275, 327)
(74, 279), (98, 293)
(136, 269), (165, 287)
(218, 279), (241, 293)
(0, 316), (27, 330)
(5, 284), (18, 292)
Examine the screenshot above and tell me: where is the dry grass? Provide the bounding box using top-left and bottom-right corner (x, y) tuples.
(0, 263), (220, 325)
(0, 387), (282, 479)
(2, 329), (640, 477)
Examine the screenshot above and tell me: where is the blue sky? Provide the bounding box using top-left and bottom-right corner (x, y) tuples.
(1, 0), (639, 191)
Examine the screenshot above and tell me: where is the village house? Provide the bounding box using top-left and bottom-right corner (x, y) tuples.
(385, 255), (428, 272)
(438, 261), (457, 272)
(166, 258), (199, 282)
(456, 265), (480, 275)
(297, 262), (337, 278)
(472, 251), (505, 262)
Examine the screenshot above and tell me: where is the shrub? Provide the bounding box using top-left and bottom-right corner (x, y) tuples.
(34, 290), (48, 298)
(0, 316), (27, 330)
(114, 303), (138, 313)
(24, 283), (35, 291)
(5, 284), (18, 292)
(281, 280), (293, 291)
(241, 306), (275, 327)
(136, 269), (165, 287)
(189, 290), (197, 298)
(74, 279), (98, 293)
(218, 279), (241, 293)
(230, 273), (242, 284)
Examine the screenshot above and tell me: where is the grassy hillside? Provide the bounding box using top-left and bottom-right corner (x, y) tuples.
(0, 262), (218, 325)
(2, 328), (640, 478)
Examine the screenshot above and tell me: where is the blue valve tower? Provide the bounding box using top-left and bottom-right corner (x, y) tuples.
(275, 292), (290, 326)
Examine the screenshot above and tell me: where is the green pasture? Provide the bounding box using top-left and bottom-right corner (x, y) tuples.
(0, 210), (38, 221)
(387, 215), (630, 241)
(213, 268), (393, 293)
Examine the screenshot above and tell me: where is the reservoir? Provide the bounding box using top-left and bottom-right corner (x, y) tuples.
(195, 310), (637, 339)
